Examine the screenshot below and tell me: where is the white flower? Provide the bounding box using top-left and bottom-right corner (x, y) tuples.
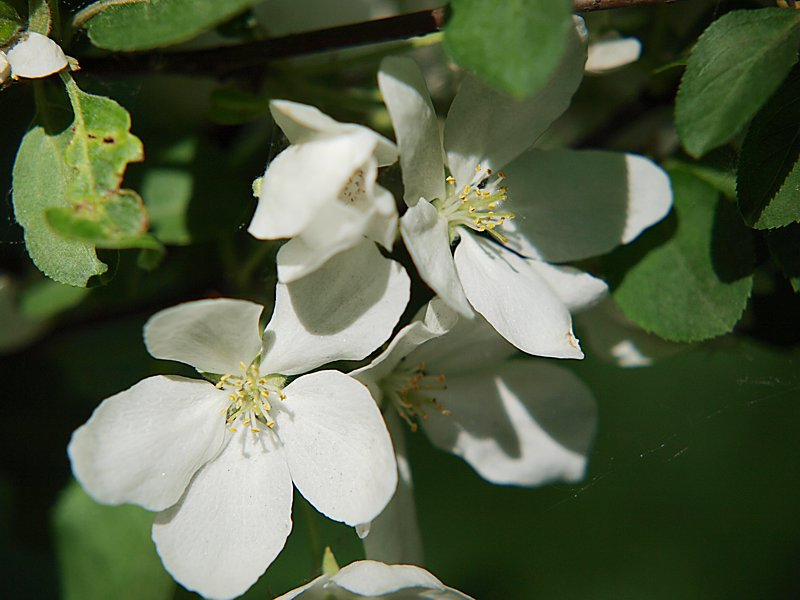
(6, 31), (68, 78)
(68, 242), (410, 600)
(377, 24), (672, 360)
(248, 100), (400, 283)
(275, 559), (475, 600)
(352, 299), (597, 563)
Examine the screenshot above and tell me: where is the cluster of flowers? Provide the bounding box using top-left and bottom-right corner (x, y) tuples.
(68, 20), (671, 600)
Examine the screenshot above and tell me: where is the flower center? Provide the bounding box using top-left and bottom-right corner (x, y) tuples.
(338, 169), (367, 208)
(216, 361), (286, 434)
(380, 360), (450, 432)
(433, 164), (514, 244)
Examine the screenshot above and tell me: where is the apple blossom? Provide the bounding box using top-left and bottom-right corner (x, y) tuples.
(68, 242), (409, 600)
(248, 100), (399, 282)
(378, 25), (672, 360)
(352, 299), (597, 562)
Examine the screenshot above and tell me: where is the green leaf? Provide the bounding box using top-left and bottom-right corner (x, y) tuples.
(767, 223), (800, 293)
(675, 8), (800, 158)
(12, 125), (109, 286)
(611, 169), (755, 342)
(27, 0), (52, 34)
(52, 480), (175, 600)
(84, 0), (261, 51)
(737, 64), (800, 229)
(12, 75), (150, 286)
(0, 2), (22, 44)
(444, 0), (574, 99)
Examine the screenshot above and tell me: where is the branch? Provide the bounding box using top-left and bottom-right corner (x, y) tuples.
(78, 0), (684, 75)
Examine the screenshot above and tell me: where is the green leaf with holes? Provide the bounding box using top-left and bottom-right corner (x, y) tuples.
(53, 480), (175, 600)
(444, 0), (574, 98)
(84, 0), (261, 51)
(12, 75), (155, 287)
(610, 169), (755, 342)
(737, 64), (800, 229)
(675, 8), (800, 157)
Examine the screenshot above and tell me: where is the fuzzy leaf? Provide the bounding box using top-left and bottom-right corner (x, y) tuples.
(84, 0), (261, 51)
(53, 480), (174, 600)
(0, 2), (22, 44)
(12, 76), (152, 286)
(444, 0), (574, 98)
(737, 64), (800, 229)
(675, 8), (800, 157)
(611, 169), (754, 342)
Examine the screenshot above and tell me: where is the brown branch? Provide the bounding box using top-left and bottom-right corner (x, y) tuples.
(78, 0), (683, 75)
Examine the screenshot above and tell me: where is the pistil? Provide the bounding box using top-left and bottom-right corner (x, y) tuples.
(381, 360), (450, 432)
(434, 165), (514, 243)
(216, 362), (286, 434)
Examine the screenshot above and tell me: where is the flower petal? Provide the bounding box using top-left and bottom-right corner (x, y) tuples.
(152, 427), (293, 600)
(422, 360), (596, 485)
(454, 231), (582, 359)
(361, 412), (424, 565)
(351, 298), (459, 399)
(400, 199), (473, 316)
(443, 23), (586, 187)
(248, 131), (379, 240)
(68, 376), (226, 512)
(525, 261), (608, 313)
(504, 149), (672, 262)
(7, 32), (68, 78)
(144, 298), (263, 374)
(275, 371), (397, 526)
(585, 37), (642, 73)
(262, 240), (410, 375)
(270, 99), (397, 166)
(333, 561), (448, 596)
(378, 56), (446, 206)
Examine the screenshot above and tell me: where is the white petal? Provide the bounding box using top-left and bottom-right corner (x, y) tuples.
(270, 99), (397, 166)
(422, 360), (596, 485)
(378, 56), (446, 206)
(505, 149), (673, 262)
(362, 412), (424, 565)
(443, 23), (586, 186)
(248, 131), (379, 240)
(351, 298), (459, 397)
(262, 240), (410, 375)
(585, 37), (642, 73)
(152, 428), (293, 600)
(144, 298), (263, 374)
(68, 376), (226, 512)
(400, 199), (472, 316)
(7, 32), (68, 78)
(275, 170), (398, 283)
(333, 561), (446, 596)
(272, 574), (327, 600)
(525, 261), (608, 313)
(411, 310), (517, 375)
(454, 231), (582, 359)
(275, 371), (397, 526)
(0, 51), (10, 83)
